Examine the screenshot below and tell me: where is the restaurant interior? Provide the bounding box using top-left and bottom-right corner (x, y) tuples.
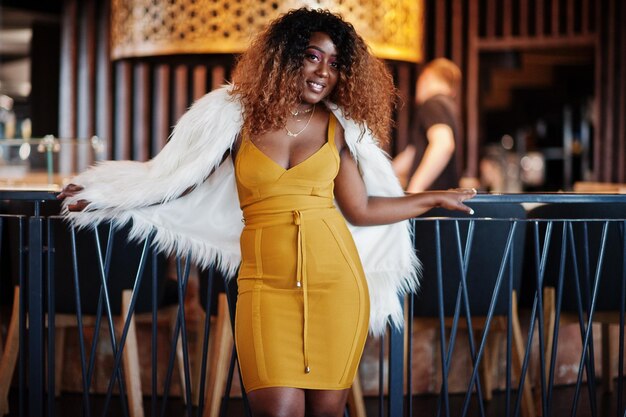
(0, 1), (625, 417)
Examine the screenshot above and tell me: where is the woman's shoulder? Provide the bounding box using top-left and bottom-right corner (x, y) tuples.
(321, 104), (345, 149)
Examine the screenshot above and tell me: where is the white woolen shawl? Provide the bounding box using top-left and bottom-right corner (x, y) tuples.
(63, 86), (421, 336)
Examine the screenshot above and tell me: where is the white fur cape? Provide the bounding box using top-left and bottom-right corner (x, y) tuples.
(63, 86), (420, 336)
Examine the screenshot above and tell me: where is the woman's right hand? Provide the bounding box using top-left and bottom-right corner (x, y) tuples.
(428, 188), (477, 214)
(57, 183), (90, 212)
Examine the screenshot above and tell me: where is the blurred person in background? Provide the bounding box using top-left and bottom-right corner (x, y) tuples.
(393, 58), (462, 192)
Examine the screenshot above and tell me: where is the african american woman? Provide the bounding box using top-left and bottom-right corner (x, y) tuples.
(59, 8), (475, 417)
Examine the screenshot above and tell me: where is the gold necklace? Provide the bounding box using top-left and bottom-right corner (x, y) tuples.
(285, 104), (316, 137)
(290, 105), (314, 117)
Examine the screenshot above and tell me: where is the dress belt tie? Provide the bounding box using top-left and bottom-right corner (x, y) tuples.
(293, 210), (310, 374)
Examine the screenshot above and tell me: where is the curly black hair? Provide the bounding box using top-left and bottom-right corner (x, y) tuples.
(265, 8), (358, 82)
(231, 8), (396, 142)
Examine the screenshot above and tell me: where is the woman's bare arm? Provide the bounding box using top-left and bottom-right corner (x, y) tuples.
(333, 127), (474, 226)
(405, 124), (456, 192)
(391, 144), (416, 187)
(58, 149), (232, 212)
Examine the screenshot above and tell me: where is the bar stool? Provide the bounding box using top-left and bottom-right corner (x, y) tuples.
(0, 286), (18, 416)
(526, 203), (626, 408)
(0, 210), (42, 416)
(0, 216), (180, 417)
(193, 267), (234, 417)
(412, 203), (535, 417)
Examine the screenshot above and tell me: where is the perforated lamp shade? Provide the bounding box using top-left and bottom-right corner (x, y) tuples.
(110, 0), (423, 63)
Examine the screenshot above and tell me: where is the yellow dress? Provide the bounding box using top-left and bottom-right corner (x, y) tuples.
(234, 114), (370, 392)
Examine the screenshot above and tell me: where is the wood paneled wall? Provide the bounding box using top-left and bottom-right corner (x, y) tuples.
(390, 62), (419, 155)
(59, 0), (625, 182)
(58, 0), (415, 165)
(59, 0), (234, 167)
(595, 0), (626, 182)
(424, 0), (625, 182)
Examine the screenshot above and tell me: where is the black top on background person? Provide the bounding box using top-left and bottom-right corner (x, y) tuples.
(410, 93), (461, 190)
(393, 58), (463, 192)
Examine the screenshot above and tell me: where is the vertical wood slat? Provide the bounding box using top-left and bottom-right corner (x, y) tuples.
(451, 0), (463, 65)
(593, 0), (603, 181)
(435, 0), (446, 55)
(211, 66), (226, 90)
(114, 61), (132, 160)
(603, 0), (615, 181)
(536, 0), (545, 36)
(76, 0), (96, 172)
(58, 0), (77, 174)
(617, 3), (626, 183)
(96, 0), (112, 160)
(153, 65), (171, 155)
(174, 65), (189, 120)
(581, 0), (589, 34)
(451, 0), (464, 173)
(133, 63), (150, 162)
(503, 0), (512, 37)
(552, 0), (560, 35)
(486, 0), (497, 38)
(77, 0), (95, 139)
(193, 66), (208, 100)
(395, 64), (411, 154)
(466, 0), (479, 177)
(566, 0), (575, 35)
(519, 0), (528, 36)
(59, 0), (77, 140)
